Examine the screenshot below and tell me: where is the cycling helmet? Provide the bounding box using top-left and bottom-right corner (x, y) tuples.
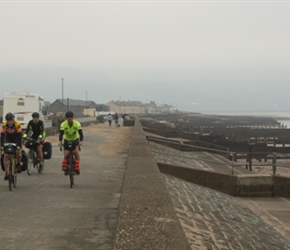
(5, 112), (14, 120)
(32, 112), (39, 118)
(65, 111), (74, 118)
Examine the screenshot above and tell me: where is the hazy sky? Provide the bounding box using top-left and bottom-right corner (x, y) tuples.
(1, 0), (290, 113)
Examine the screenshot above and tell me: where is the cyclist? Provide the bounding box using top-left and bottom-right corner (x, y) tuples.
(59, 111), (83, 175)
(1, 112), (23, 180)
(23, 112), (46, 172)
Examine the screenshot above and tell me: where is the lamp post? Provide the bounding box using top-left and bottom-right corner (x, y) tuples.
(61, 78), (64, 111)
(85, 91), (88, 115)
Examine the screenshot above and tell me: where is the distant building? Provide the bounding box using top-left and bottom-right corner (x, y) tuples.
(49, 98), (96, 117)
(96, 104), (110, 112)
(106, 100), (146, 114)
(158, 104), (176, 113)
(144, 101), (158, 113)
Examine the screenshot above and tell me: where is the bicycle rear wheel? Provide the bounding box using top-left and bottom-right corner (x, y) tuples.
(27, 149), (35, 175)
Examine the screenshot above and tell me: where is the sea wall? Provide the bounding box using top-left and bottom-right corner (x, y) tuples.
(113, 118), (190, 249)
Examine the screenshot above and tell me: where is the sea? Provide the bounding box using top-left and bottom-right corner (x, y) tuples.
(202, 111), (290, 129)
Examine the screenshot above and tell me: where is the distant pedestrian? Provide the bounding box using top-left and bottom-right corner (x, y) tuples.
(107, 113), (113, 127)
(114, 113), (119, 127)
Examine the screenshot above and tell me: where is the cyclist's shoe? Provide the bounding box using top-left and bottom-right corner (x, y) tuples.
(39, 164), (43, 172)
(62, 166), (68, 172)
(64, 171), (69, 176)
(75, 170), (80, 175)
(16, 163), (22, 173)
(4, 174), (9, 180)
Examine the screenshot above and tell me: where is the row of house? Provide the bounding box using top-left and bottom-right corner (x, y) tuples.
(47, 99), (176, 117)
(0, 98), (176, 118)
(48, 99), (97, 117)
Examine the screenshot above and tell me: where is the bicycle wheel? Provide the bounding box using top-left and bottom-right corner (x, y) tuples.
(68, 155), (74, 188)
(12, 160), (17, 187)
(8, 160), (12, 191)
(13, 162), (17, 188)
(27, 149), (35, 175)
(13, 172), (17, 187)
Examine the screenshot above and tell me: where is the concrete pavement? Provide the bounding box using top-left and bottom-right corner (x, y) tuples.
(0, 123), (129, 250)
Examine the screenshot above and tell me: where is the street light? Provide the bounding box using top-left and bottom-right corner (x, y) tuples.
(61, 78), (64, 111)
(85, 91), (88, 115)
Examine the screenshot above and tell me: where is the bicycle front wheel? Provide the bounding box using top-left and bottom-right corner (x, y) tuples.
(68, 156), (74, 188)
(8, 160), (13, 191)
(13, 168), (17, 188)
(70, 171), (74, 188)
(27, 150), (34, 175)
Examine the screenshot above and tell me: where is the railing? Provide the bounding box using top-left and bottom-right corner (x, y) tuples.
(147, 136), (290, 175)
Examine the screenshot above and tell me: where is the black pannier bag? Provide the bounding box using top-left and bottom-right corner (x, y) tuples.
(43, 142), (52, 159)
(4, 144), (17, 155)
(64, 140), (77, 151)
(25, 140), (38, 149)
(21, 150), (28, 171)
(1, 147), (26, 171)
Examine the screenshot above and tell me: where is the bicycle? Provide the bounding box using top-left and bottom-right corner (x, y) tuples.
(3, 143), (18, 191)
(60, 141), (81, 188)
(24, 139), (44, 175)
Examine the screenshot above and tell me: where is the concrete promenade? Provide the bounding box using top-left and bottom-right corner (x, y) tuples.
(114, 118), (290, 249)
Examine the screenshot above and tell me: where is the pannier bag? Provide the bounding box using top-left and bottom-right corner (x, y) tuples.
(21, 150), (28, 171)
(4, 144), (17, 155)
(1, 149), (27, 171)
(64, 140), (78, 151)
(43, 142), (52, 159)
(25, 140), (38, 149)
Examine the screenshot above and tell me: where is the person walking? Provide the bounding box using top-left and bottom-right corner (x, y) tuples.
(107, 113), (113, 127)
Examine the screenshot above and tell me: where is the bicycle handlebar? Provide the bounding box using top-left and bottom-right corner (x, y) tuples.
(23, 138), (41, 145)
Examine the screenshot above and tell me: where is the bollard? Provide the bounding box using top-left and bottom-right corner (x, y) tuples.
(272, 154), (277, 175)
(231, 153), (236, 175)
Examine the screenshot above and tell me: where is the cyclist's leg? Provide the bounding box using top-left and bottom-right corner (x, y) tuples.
(37, 144), (44, 170)
(62, 150), (69, 171)
(73, 146), (80, 174)
(16, 149), (22, 173)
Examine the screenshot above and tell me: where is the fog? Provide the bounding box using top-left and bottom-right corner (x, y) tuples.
(1, 1), (290, 112)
